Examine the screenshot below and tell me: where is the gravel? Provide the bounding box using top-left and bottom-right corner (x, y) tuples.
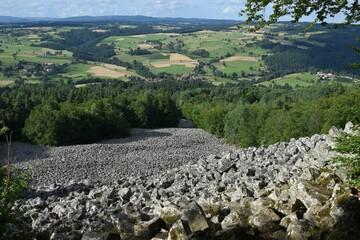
(1, 128), (233, 186)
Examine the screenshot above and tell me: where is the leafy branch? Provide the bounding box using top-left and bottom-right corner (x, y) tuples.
(333, 128), (360, 187)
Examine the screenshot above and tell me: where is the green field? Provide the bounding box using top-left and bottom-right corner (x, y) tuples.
(259, 73), (318, 87)
(0, 23), (357, 86)
(156, 65), (194, 75)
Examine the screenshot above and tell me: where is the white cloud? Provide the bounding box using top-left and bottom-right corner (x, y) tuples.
(222, 7), (235, 14)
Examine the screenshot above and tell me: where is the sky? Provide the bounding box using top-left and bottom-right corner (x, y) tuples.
(0, 0), (345, 22)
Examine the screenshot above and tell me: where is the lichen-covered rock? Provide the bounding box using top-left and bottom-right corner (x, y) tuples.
(292, 179), (332, 209)
(81, 232), (120, 240)
(133, 217), (166, 239)
(167, 220), (187, 240)
(287, 219), (319, 240)
(160, 206), (182, 228)
(181, 202), (210, 234)
(221, 208), (252, 229)
(250, 207), (280, 233)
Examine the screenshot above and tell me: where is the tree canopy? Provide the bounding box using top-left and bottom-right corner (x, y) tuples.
(241, 0), (360, 30)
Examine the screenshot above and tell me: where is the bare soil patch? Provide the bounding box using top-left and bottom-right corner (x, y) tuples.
(102, 64), (127, 71)
(0, 80), (13, 86)
(87, 66), (125, 78)
(170, 53), (194, 62)
(138, 43), (154, 49)
(151, 54), (198, 68)
(221, 56), (259, 62)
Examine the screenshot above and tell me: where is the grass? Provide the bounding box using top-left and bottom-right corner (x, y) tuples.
(0, 36), (73, 66)
(214, 60), (264, 76)
(259, 73), (317, 87)
(155, 65), (194, 75)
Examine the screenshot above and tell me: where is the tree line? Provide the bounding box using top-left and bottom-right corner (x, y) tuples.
(0, 80), (359, 147)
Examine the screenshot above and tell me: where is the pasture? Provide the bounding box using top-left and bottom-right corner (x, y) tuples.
(259, 73), (317, 87)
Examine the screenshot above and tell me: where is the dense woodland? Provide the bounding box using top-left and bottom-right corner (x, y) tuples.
(0, 80), (359, 147)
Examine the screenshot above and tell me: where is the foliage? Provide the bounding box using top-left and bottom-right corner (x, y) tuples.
(23, 100), (130, 146)
(241, 0), (360, 30)
(0, 121), (29, 233)
(128, 48), (151, 55)
(333, 129), (360, 187)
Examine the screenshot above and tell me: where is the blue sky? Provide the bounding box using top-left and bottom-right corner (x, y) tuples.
(0, 0), (345, 22)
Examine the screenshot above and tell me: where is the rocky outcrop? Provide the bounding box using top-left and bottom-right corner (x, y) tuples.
(6, 123), (360, 239)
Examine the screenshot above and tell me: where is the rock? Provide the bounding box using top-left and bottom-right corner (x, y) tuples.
(50, 231), (82, 240)
(181, 202), (210, 233)
(133, 218), (166, 239)
(52, 204), (67, 218)
(160, 206), (182, 228)
(221, 207), (252, 229)
(167, 220), (187, 240)
(286, 219), (319, 240)
(268, 230), (287, 240)
(81, 232), (120, 240)
(303, 203), (335, 230)
(250, 207), (280, 233)
(118, 188), (132, 203)
(218, 156), (235, 173)
(151, 229), (169, 240)
(279, 213), (297, 228)
(292, 179), (332, 209)
(326, 197), (360, 239)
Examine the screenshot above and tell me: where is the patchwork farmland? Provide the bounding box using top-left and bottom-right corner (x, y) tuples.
(0, 22), (358, 87)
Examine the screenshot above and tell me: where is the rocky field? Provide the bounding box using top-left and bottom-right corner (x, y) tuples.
(2, 124), (360, 240)
(4, 128), (233, 186)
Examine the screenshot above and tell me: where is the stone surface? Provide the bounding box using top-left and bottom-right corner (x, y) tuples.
(3, 124), (360, 240)
(181, 202), (210, 233)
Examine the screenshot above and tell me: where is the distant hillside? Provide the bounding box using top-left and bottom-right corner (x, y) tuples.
(0, 16), (29, 23)
(0, 15), (239, 24)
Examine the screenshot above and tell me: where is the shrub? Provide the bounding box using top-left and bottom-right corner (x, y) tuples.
(0, 122), (29, 233)
(333, 128), (360, 187)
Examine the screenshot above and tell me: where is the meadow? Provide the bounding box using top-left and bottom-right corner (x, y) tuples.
(0, 23), (358, 87)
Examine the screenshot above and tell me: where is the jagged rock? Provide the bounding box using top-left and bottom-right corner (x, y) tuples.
(221, 204), (252, 229)
(118, 188), (132, 203)
(11, 123), (360, 240)
(291, 179), (332, 209)
(268, 230), (287, 240)
(50, 231), (82, 240)
(326, 197), (360, 239)
(279, 213), (298, 228)
(160, 206), (182, 228)
(315, 172), (341, 189)
(133, 218), (166, 239)
(300, 167), (320, 181)
(52, 204), (67, 218)
(81, 232), (120, 240)
(303, 202), (335, 230)
(151, 229), (169, 240)
(286, 219), (319, 240)
(181, 202), (210, 233)
(218, 155), (235, 173)
(167, 220), (187, 240)
(250, 207), (280, 233)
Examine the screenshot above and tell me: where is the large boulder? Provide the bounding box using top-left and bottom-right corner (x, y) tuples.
(181, 202), (210, 234)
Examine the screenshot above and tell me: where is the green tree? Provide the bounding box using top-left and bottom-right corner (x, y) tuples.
(241, 0), (360, 30)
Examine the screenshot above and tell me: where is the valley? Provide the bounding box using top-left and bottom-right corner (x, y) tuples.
(0, 21), (359, 87)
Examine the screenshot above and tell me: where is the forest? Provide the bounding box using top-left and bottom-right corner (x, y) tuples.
(0, 80), (359, 147)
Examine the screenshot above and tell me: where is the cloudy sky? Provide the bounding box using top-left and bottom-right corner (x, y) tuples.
(0, 0), (344, 22)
